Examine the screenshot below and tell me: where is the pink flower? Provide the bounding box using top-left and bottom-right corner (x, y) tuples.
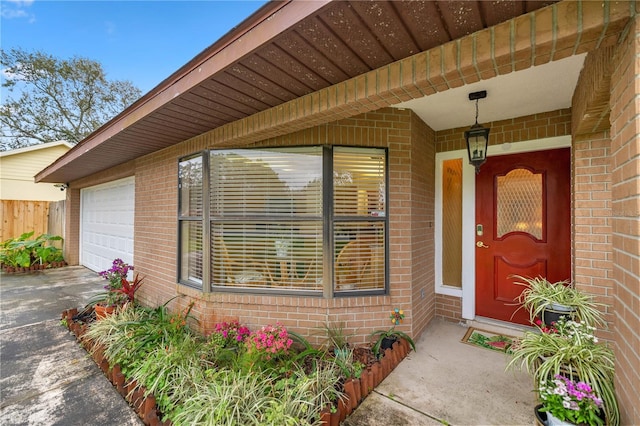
(246, 323), (292, 358)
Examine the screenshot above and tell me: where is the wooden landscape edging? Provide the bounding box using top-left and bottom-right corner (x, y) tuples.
(62, 308), (412, 426)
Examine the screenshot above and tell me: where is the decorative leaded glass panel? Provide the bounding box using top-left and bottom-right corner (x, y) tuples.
(496, 169), (543, 239)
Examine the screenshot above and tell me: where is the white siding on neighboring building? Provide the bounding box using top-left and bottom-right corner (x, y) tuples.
(0, 141), (72, 201)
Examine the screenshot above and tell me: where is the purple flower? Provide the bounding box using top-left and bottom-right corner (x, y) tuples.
(577, 382), (592, 393)
(540, 375), (603, 424)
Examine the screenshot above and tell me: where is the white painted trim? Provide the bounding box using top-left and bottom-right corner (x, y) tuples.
(434, 135), (571, 321)
(461, 159), (476, 319)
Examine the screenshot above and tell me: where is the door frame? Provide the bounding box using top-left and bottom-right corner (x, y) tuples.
(434, 135), (571, 321)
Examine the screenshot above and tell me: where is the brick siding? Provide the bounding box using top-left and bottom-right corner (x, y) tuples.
(69, 108), (435, 346)
(435, 294), (463, 323)
(571, 132), (614, 341)
(409, 112), (436, 338)
(436, 109), (571, 153)
(608, 16), (640, 426)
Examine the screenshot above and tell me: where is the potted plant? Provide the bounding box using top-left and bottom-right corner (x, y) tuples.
(318, 321), (352, 358)
(370, 327), (416, 358)
(513, 275), (605, 327)
(90, 258), (138, 318)
(535, 374), (605, 426)
(507, 317), (618, 425)
(369, 308), (416, 358)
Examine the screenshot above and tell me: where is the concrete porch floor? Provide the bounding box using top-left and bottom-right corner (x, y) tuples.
(345, 318), (534, 425)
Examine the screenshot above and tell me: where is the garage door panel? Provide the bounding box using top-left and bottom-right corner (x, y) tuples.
(81, 177), (134, 273)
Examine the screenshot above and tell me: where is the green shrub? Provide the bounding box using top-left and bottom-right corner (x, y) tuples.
(85, 303), (351, 425)
(0, 231), (63, 268)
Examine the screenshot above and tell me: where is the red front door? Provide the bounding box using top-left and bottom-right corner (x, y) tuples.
(475, 148), (570, 325)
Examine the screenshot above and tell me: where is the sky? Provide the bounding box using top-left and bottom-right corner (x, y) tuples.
(1, 0), (269, 94)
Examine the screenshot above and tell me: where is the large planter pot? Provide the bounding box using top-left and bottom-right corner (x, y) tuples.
(546, 411), (576, 426)
(534, 404), (605, 426)
(542, 303), (574, 325)
(535, 405), (575, 426)
(380, 336), (398, 352)
(534, 404), (548, 426)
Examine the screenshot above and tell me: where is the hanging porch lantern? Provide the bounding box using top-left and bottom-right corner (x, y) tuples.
(464, 90), (490, 174)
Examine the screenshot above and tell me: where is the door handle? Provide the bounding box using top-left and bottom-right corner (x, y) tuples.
(476, 241), (490, 249)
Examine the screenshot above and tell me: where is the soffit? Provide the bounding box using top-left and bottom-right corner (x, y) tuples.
(38, 0), (559, 183)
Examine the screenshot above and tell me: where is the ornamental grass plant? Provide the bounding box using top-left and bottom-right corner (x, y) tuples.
(507, 317), (619, 425)
(512, 275), (605, 327)
(82, 301), (352, 425)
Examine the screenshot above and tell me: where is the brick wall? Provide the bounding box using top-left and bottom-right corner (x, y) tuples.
(570, 45), (616, 342)
(435, 294), (463, 323)
(609, 16), (640, 426)
(571, 133), (614, 341)
(571, 45), (614, 136)
(71, 107), (435, 346)
(409, 112), (436, 338)
(134, 149), (179, 308)
(64, 188), (80, 265)
(436, 109), (571, 153)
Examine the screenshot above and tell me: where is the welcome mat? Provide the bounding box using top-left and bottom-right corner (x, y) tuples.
(461, 327), (515, 354)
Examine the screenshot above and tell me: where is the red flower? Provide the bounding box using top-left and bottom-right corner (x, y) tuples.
(114, 273), (144, 302)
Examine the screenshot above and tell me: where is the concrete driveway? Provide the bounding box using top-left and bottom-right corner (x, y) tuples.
(0, 266), (142, 425)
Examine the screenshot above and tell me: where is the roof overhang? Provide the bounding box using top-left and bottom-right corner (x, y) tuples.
(36, 0), (631, 184)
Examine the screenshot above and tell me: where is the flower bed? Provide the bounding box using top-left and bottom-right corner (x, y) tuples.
(2, 260), (68, 273)
(61, 305), (412, 425)
(1, 232), (66, 273)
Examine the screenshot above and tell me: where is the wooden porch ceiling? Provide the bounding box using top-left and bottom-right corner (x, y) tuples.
(37, 0), (559, 184)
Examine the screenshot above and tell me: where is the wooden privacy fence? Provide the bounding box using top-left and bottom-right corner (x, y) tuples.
(48, 201), (65, 243)
(0, 200), (65, 242)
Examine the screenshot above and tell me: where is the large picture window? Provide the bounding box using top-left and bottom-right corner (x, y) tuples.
(178, 146), (387, 296)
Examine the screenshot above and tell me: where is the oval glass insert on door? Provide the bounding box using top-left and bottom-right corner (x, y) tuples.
(496, 168), (543, 239)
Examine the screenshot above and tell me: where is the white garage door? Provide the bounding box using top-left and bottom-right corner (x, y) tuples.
(81, 177), (135, 272)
